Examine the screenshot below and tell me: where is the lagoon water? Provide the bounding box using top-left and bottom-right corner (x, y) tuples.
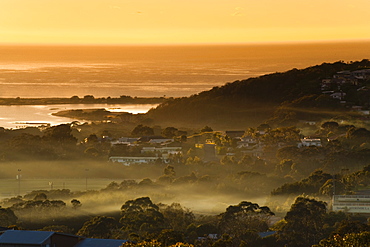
(0, 103), (157, 129)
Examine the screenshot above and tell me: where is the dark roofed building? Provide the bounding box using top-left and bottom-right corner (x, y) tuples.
(137, 135), (166, 143)
(74, 238), (128, 247)
(0, 230), (53, 246)
(0, 228), (10, 232)
(0, 230), (127, 247)
(0, 230), (80, 247)
(225, 131), (245, 139)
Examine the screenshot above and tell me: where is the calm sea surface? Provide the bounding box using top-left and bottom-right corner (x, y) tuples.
(1, 42), (370, 98)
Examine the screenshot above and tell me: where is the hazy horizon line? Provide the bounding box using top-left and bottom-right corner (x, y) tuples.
(1, 38), (370, 47)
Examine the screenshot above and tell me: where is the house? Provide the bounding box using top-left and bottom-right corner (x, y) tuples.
(322, 90), (334, 95)
(0, 230), (128, 247)
(237, 136), (258, 148)
(0, 230), (81, 247)
(258, 231), (277, 238)
(74, 238), (127, 247)
(303, 121), (317, 126)
(111, 137), (139, 146)
(109, 156), (170, 165)
(352, 69), (370, 80)
(332, 195), (370, 213)
(148, 138), (173, 144)
(197, 234), (218, 241)
(203, 143), (217, 162)
(333, 71), (358, 85)
(321, 79), (333, 90)
(141, 146), (182, 155)
(298, 138), (322, 148)
(225, 131), (245, 139)
(330, 92), (346, 100)
(256, 125), (270, 135)
(138, 136), (172, 143)
(323, 70), (361, 90)
(351, 105), (370, 115)
(241, 145), (264, 157)
(334, 70), (351, 78)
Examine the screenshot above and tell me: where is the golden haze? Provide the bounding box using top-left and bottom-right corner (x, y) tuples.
(0, 0), (369, 45)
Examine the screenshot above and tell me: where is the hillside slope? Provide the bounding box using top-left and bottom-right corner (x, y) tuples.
(146, 60), (370, 128)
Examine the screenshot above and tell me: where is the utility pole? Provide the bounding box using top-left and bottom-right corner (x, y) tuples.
(85, 169), (89, 190)
(49, 181), (53, 190)
(333, 174), (336, 210)
(17, 169), (21, 196)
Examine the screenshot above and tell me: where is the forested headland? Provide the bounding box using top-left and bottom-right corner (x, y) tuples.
(146, 59), (370, 128)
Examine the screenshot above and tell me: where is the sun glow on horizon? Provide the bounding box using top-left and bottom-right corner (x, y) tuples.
(1, 0), (370, 45)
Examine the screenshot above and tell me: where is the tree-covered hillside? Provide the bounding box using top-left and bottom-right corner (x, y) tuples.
(146, 60), (370, 128)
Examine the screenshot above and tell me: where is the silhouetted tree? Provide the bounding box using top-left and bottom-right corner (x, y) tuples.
(218, 201), (274, 246)
(78, 216), (120, 239)
(71, 199), (82, 209)
(120, 197), (165, 238)
(43, 124), (77, 144)
(200, 126), (213, 133)
(0, 207), (18, 227)
(280, 197), (327, 247)
(131, 125), (154, 136)
(162, 127), (178, 138)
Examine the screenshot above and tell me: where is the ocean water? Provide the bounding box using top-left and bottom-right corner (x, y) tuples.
(0, 42), (369, 98)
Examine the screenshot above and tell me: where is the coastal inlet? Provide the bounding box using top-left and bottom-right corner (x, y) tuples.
(0, 104), (158, 129)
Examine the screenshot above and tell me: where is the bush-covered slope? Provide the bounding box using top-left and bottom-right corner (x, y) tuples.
(146, 60), (370, 128)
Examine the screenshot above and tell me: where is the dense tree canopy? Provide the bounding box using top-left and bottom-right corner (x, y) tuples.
(77, 216), (121, 239)
(120, 197), (165, 238)
(0, 207), (18, 227)
(218, 201), (274, 246)
(280, 197), (327, 247)
(131, 125), (155, 137)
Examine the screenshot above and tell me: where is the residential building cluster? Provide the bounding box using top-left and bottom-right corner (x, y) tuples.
(109, 135), (182, 166)
(321, 69), (370, 101)
(107, 127), (324, 166)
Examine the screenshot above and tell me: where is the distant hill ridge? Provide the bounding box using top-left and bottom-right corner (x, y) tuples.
(146, 60), (370, 128)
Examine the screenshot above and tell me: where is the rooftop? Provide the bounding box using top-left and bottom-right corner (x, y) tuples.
(0, 230), (54, 245)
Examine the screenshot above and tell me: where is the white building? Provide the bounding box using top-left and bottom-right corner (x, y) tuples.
(141, 146), (182, 155)
(333, 195), (370, 213)
(298, 138), (322, 148)
(110, 137), (139, 146)
(109, 156), (170, 166)
(352, 69), (370, 80)
(148, 138), (174, 144)
(330, 92), (346, 100)
(237, 136), (258, 148)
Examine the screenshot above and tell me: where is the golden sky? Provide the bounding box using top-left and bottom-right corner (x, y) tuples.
(1, 0), (370, 45)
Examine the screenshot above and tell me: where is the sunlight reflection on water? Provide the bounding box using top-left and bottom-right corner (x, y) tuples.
(0, 104), (157, 129)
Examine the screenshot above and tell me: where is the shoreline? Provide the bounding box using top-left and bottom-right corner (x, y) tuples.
(0, 96), (168, 106)
(0, 103), (158, 129)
